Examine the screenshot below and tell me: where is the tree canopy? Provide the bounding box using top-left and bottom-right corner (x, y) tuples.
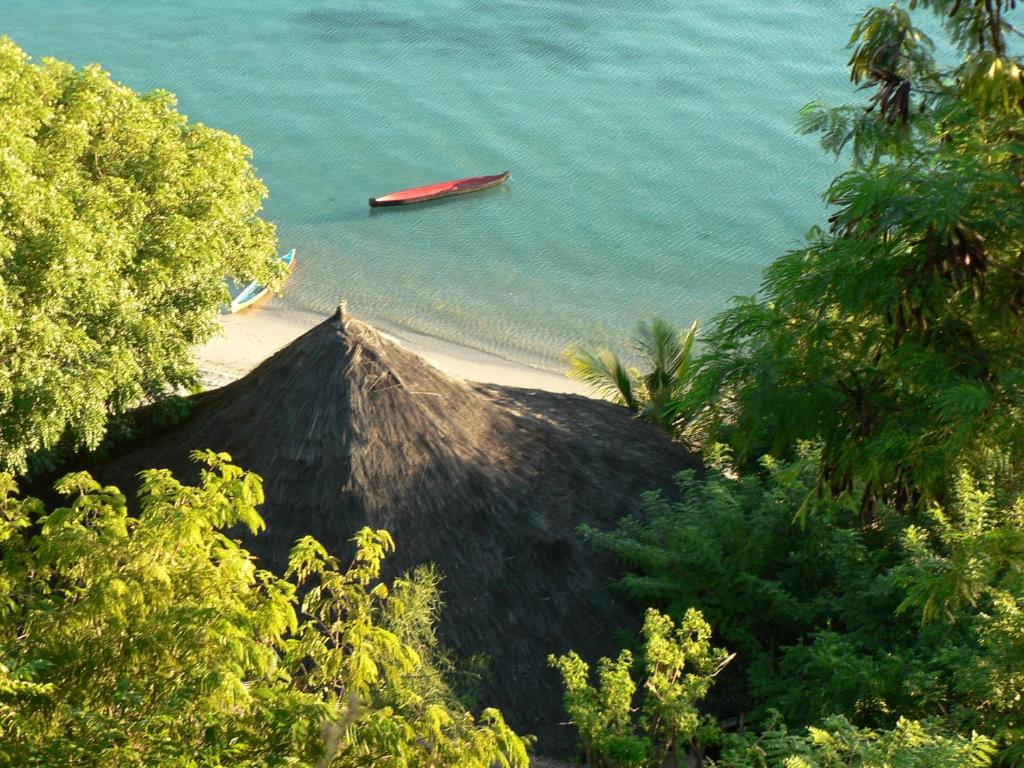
(0, 38), (280, 474)
(686, 0), (1024, 515)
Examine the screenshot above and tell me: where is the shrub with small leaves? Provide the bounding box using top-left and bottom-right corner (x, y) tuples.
(585, 447), (1024, 759)
(550, 607), (732, 768)
(0, 453), (528, 767)
(549, 648), (648, 768)
(717, 714), (997, 768)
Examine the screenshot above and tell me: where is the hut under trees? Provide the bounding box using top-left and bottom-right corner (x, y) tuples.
(90, 306), (700, 754)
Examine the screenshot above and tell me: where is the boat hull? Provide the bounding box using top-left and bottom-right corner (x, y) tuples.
(369, 171), (509, 207)
(230, 249), (296, 314)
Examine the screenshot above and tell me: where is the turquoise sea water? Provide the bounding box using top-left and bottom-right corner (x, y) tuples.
(4, 1), (865, 369)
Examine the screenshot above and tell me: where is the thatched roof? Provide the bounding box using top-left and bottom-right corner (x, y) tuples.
(90, 306), (700, 754)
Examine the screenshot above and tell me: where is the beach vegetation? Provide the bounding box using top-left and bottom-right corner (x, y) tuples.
(583, 449), (1024, 756)
(0, 38), (281, 475)
(562, 1), (1024, 764)
(566, 318), (698, 432)
(0, 452), (528, 767)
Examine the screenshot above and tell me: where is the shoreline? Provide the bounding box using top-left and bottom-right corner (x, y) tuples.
(193, 299), (592, 396)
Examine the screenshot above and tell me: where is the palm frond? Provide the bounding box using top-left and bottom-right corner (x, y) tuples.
(635, 319), (682, 393)
(670, 321), (699, 390)
(565, 346), (639, 411)
(566, 318), (700, 432)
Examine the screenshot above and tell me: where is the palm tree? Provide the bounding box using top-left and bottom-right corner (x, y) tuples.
(565, 319), (698, 433)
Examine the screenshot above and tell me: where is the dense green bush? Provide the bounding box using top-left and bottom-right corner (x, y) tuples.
(0, 453), (527, 767)
(583, 448), (1024, 758)
(551, 606), (996, 768)
(717, 715), (997, 768)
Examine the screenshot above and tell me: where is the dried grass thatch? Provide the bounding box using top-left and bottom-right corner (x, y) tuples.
(90, 306), (700, 754)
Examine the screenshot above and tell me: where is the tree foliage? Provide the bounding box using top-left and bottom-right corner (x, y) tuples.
(0, 453), (528, 767)
(686, 1), (1024, 514)
(0, 38), (281, 474)
(562, 2), (1024, 764)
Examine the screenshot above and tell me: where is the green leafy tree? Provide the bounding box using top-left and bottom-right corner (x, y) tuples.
(566, 319), (698, 431)
(687, 1), (1024, 514)
(0, 38), (282, 473)
(0, 452), (528, 767)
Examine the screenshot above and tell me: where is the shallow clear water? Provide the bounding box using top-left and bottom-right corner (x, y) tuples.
(4, 1), (865, 369)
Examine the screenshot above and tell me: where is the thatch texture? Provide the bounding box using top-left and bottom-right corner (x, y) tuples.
(90, 306), (700, 754)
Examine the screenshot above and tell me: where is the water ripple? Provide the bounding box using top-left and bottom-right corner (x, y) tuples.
(4, 0), (864, 368)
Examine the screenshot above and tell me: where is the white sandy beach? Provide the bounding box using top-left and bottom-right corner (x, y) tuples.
(194, 298), (592, 396)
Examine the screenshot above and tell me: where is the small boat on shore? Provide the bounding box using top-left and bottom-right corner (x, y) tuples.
(230, 248), (296, 313)
(369, 171), (509, 207)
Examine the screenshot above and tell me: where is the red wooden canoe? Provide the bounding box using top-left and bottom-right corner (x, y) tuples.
(369, 171), (509, 207)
